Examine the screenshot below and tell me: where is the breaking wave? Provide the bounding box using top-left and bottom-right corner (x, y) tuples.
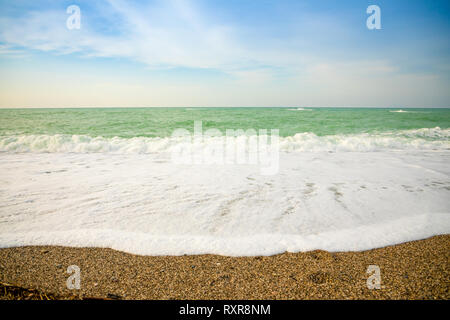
(0, 127), (449, 154)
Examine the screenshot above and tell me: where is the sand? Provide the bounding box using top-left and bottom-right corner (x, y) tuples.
(0, 235), (449, 300)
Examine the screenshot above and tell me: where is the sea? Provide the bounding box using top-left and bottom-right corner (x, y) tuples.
(0, 107), (449, 256)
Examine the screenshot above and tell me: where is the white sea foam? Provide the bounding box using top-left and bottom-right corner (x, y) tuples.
(388, 109), (430, 113)
(0, 127), (448, 154)
(390, 109), (408, 113)
(0, 150), (449, 256)
(287, 107), (313, 111)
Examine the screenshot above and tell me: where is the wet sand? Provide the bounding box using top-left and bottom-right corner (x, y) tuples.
(0, 235), (448, 300)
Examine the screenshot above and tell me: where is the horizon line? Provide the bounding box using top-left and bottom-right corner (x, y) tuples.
(1, 106), (450, 109)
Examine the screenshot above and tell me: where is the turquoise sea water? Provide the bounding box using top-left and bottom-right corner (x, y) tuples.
(0, 107), (449, 255)
(0, 107), (449, 138)
(0, 107), (449, 154)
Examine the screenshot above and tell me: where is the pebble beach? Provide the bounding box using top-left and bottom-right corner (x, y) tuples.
(0, 235), (448, 300)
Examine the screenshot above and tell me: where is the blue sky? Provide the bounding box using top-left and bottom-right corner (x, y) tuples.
(0, 0), (449, 107)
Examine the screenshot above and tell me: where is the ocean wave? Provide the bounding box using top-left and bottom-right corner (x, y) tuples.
(0, 127), (449, 154)
(388, 109), (429, 113)
(287, 107), (313, 111)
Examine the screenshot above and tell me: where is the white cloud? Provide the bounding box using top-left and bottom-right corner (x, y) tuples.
(0, 0), (248, 70)
(0, 0), (319, 76)
(1, 0), (448, 107)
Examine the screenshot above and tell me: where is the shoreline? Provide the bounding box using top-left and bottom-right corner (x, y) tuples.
(0, 235), (449, 300)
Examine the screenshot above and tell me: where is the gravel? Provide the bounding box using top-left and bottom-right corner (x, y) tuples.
(0, 235), (448, 300)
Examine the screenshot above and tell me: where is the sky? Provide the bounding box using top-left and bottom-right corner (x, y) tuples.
(0, 0), (449, 108)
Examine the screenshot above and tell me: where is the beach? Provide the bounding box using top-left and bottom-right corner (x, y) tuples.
(1, 0), (450, 305)
(0, 108), (449, 300)
(1, 235), (448, 300)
